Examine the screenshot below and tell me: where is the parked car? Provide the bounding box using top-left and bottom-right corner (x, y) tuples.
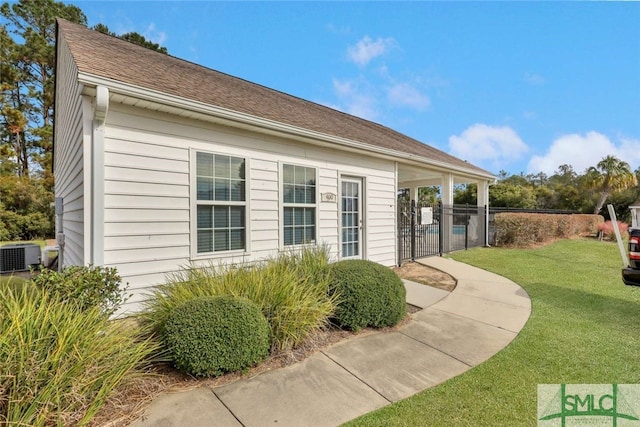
(622, 228), (640, 286)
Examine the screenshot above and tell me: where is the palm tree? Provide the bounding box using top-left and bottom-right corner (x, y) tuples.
(586, 155), (638, 214)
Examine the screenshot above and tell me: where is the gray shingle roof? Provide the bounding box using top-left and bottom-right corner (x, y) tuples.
(57, 19), (492, 177)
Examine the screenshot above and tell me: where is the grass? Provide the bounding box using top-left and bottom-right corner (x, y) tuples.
(345, 239), (640, 426)
(0, 275), (28, 289)
(0, 239), (46, 247)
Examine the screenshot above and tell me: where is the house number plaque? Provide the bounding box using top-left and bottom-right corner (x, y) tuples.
(321, 193), (337, 203)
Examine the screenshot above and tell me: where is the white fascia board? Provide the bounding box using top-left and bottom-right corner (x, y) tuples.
(77, 72), (496, 180)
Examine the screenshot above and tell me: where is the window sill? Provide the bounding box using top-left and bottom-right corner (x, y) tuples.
(190, 249), (250, 262)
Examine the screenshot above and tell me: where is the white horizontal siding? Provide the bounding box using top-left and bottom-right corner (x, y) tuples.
(102, 103), (398, 312)
(104, 221), (190, 236)
(54, 37), (85, 266)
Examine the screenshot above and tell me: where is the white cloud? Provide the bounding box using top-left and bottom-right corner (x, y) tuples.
(331, 78), (378, 120)
(524, 72), (545, 85)
(387, 83), (430, 110)
(347, 36), (395, 67)
(448, 124), (529, 169)
(143, 23), (167, 45)
(527, 132), (640, 175)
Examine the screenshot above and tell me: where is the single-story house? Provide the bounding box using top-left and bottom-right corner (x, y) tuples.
(54, 19), (495, 313)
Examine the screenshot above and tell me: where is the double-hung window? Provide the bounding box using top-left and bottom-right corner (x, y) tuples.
(196, 152), (246, 254)
(282, 164), (316, 246)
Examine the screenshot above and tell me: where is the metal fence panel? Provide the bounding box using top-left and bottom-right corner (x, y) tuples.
(398, 201), (487, 265)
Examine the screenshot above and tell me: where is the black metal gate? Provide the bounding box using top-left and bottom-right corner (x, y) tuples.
(398, 200), (487, 264)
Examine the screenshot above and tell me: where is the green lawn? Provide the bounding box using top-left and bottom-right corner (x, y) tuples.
(0, 240), (46, 247)
(345, 239), (640, 426)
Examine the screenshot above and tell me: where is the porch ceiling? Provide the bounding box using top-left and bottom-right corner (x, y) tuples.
(398, 163), (480, 186)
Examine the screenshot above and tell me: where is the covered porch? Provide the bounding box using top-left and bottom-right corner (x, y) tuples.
(396, 162), (495, 264)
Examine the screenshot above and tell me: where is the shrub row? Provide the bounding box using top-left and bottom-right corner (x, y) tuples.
(144, 248), (407, 377)
(494, 213), (604, 246)
(143, 246), (338, 356)
(0, 209), (52, 241)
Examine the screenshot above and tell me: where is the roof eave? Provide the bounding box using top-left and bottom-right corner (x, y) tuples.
(78, 72), (495, 181)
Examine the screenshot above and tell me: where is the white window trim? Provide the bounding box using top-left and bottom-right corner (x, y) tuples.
(279, 161), (319, 249)
(190, 148), (251, 260)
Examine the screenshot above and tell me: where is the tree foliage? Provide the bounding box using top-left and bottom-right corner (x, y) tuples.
(93, 23), (168, 54)
(1, 0), (86, 184)
(585, 155), (637, 215)
(1, 0), (168, 240)
(451, 156), (639, 221)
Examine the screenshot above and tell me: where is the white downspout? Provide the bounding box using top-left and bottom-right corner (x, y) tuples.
(92, 85), (108, 265)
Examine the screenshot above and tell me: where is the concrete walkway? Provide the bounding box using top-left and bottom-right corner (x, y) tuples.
(129, 258), (531, 427)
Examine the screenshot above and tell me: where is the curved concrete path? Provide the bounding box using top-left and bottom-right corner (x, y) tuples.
(129, 258), (531, 427)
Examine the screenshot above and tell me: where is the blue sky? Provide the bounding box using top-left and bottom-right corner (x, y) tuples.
(69, 1), (640, 176)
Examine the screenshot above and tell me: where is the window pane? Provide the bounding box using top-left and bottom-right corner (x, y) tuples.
(283, 184), (294, 203)
(230, 206), (244, 228)
(197, 205), (212, 228)
(284, 227), (293, 246)
(294, 228), (304, 245)
(230, 157), (244, 179)
(214, 206), (229, 228)
(197, 152), (213, 177)
(197, 230), (213, 253)
(215, 155), (230, 178)
(197, 178), (214, 200)
(294, 208), (303, 226)
(283, 207), (293, 226)
(214, 230), (229, 252)
(305, 187), (315, 204)
(294, 186), (305, 204)
(230, 179), (245, 202)
(215, 178), (230, 201)
(342, 242), (350, 257)
(305, 226), (315, 243)
(294, 166), (306, 185)
(230, 229), (244, 250)
(283, 164), (294, 184)
(304, 208), (314, 225)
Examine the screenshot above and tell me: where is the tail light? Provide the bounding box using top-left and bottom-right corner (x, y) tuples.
(629, 236), (640, 260)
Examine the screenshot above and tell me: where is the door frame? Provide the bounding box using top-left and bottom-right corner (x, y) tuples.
(339, 175), (365, 260)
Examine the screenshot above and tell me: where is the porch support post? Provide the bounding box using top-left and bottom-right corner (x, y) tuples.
(477, 180), (490, 246)
(441, 173), (454, 253)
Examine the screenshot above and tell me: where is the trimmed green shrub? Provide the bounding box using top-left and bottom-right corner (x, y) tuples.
(142, 246), (337, 351)
(163, 295), (270, 377)
(0, 285), (157, 426)
(328, 259), (406, 331)
(30, 265), (129, 316)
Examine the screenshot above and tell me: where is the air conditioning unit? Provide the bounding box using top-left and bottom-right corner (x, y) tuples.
(0, 243), (41, 273)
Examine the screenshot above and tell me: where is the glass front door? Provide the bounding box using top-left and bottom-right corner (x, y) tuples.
(341, 178), (362, 258)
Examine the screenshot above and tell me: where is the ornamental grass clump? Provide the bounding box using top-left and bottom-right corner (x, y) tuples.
(142, 246), (338, 352)
(328, 259), (406, 331)
(0, 285), (157, 426)
(163, 295), (270, 377)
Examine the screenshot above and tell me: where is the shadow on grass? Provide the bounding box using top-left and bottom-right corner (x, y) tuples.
(528, 281), (640, 334)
